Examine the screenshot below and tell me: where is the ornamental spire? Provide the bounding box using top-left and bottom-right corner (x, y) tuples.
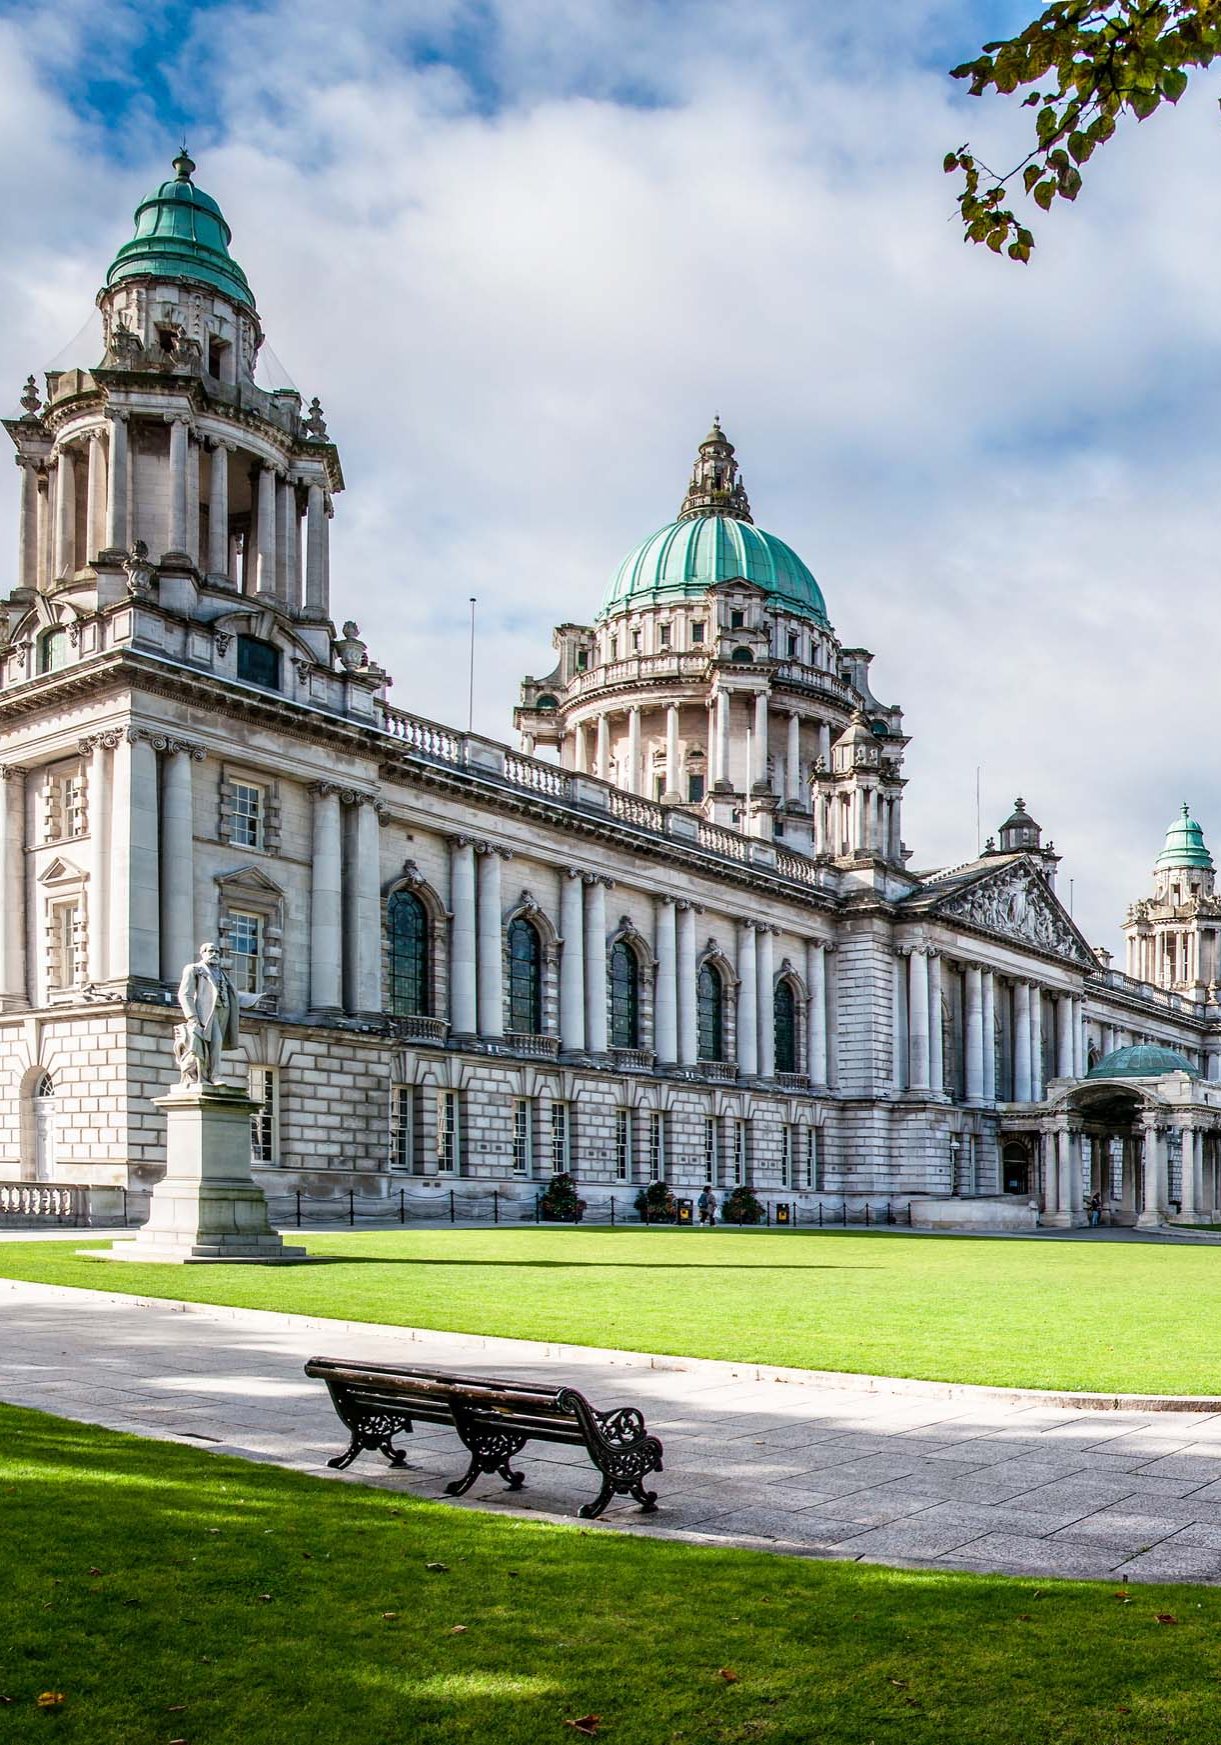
(676, 417), (753, 524)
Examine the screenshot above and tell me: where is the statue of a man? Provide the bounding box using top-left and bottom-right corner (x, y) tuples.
(174, 942), (242, 1087)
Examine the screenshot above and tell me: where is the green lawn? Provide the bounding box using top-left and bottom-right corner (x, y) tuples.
(0, 1226), (1217, 1393)
(2, 1402), (1219, 1744)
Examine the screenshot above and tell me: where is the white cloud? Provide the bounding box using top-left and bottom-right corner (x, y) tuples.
(2, 0), (1220, 951)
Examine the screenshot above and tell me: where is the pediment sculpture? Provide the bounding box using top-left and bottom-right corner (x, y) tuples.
(940, 865), (1088, 964)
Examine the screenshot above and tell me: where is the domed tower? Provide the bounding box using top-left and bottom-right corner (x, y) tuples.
(2, 150), (361, 688)
(1123, 805), (1221, 996)
(515, 421), (908, 861)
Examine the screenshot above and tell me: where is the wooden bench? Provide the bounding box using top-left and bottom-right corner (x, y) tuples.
(304, 1357), (664, 1520)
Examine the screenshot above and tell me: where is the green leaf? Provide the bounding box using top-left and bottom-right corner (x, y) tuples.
(1161, 67), (1189, 100)
(1068, 130), (1094, 163)
(943, 152), (959, 173)
(1023, 163), (1042, 193)
(1129, 89), (1161, 120)
(1033, 179), (1057, 211)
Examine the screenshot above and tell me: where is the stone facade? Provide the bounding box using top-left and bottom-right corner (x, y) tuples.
(3, 155), (1221, 1229)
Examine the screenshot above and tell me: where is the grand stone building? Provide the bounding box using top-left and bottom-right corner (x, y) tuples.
(4, 153), (1221, 1229)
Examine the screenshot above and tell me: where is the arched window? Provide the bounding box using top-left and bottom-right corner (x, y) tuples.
(387, 889), (429, 1017)
(774, 980), (797, 1075)
(730, 646), (754, 664)
(609, 941), (640, 1048)
(38, 629), (70, 674)
(697, 963), (725, 1062)
(507, 917), (543, 1034)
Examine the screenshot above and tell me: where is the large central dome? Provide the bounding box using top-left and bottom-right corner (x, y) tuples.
(597, 420), (828, 624)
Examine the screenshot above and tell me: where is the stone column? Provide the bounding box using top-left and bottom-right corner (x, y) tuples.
(596, 714), (610, 781)
(1056, 994), (1075, 1079)
(276, 475), (298, 603)
(1042, 1129), (1060, 1216)
(110, 731), (160, 983)
(753, 692), (768, 787)
(1139, 1115), (1166, 1228)
(786, 713), (801, 803)
(37, 471), (50, 589)
(981, 970), (996, 1101)
(1030, 985), (1044, 1101)
(449, 838), (477, 1038)
(655, 896), (678, 1066)
(83, 737), (110, 984)
(573, 723), (588, 775)
(676, 901), (697, 1066)
(664, 706), (681, 802)
(15, 459), (40, 593)
(1013, 981), (1033, 1103)
(0, 766), (27, 1005)
(309, 785), (343, 1013)
(167, 418), (190, 555)
(756, 925), (775, 1079)
(159, 746), (198, 985)
(584, 876), (609, 1056)
(928, 952), (944, 1095)
(255, 463), (278, 596)
(53, 446), (75, 578)
(1180, 1124), (1198, 1222)
(207, 443), (232, 580)
(354, 798), (383, 1015)
(626, 707), (641, 794)
(737, 922), (758, 1074)
(964, 964), (984, 1101)
(476, 845), (505, 1038)
(818, 722), (832, 767)
(716, 690), (731, 787)
(1074, 999), (1086, 1078)
(908, 948), (930, 1092)
(304, 481), (328, 615)
(559, 868), (586, 1054)
(85, 431), (106, 567)
(185, 430), (200, 564)
(104, 413), (129, 552)
(1058, 1125), (1084, 1222)
(807, 940), (828, 1086)
(891, 950), (908, 1091)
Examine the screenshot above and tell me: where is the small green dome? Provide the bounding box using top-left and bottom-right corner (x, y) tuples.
(1087, 1044), (1197, 1080)
(1155, 803), (1212, 871)
(599, 516), (828, 623)
(104, 150), (256, 312)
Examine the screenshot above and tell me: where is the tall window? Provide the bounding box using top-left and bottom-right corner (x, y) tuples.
(248, 1066), (276, 1165)
(648, 1111), (666, 1183)
(609, 941), (640, 1048)
(774, 980), (797, 1075)
(615, 1108), (632, 1182)
(228, 911), (262, 995)
(806, 1128), (818, 1191)
(687, 772), (705, 804)
(781, 1124), (794, 1189)
(389, 1086), (414, 1172)
(438, 1090), (461, 1173)
(550, 1102), (571, 1174)
(388, 889), (430, 1017)
(48, 902), (81, 990)
(230, 781), (265, 850)
(697, 963), (725, 1062)
(507, 918), (542, 1034)
(38, 629), (70, 674)
(703, 1115), (719, 1182)
(236, 635), (280, 690)
(731, 1118), (748, 1187)
(512, 1098), (533, 1175)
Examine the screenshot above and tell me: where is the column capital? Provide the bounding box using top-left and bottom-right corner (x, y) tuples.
(675, 898), (702, 913)
(448, 832), (477, 850)
(309, 780), (341, 800)
(78, 728), (124, 755)
(340, 789), (385, 814)
(127, 729), (205, 759)
(657, 892), (676, 907)
(564, 865), (587, 882)
(582, 870), (611, 886)
(475, 839), (513, 859)
(1140, 1109), (1165, 1133)
(164, 412), (193, 430)
(0, 763), (28, 782)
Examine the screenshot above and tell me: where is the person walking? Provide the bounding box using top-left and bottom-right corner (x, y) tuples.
(698, 1184), (717, 1227)
(1087, 1191), (1102, 1229)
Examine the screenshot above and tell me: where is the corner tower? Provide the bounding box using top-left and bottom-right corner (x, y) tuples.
(516, 421), (908, 863)
(1124, 805), (1221, 997)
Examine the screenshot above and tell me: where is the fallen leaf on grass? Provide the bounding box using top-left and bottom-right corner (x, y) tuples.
(1112, 1593), (1131, 1604)
(1117, 1708), (1132, 1715)
(36, 1692), (65, 1709)
(449, 1625), (468, 1635)
(382, 1613), (399, 1621)
(1155, 1614), (1179, 1626)
(167, 1705), (187, 1713)
(1017, 1614), (1032, 1622)
(257, 1595), (273, 1604)
(888, 1679), (908, 1689)
(563, 1717), (601, 1737)
(425, 1562), (449, 1573)
(87, 1568), (102, 1578)
(718, 1668), (739, 1684)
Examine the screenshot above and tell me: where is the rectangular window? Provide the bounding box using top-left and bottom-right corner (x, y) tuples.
(687, 772), (705, 804)
(230, 780), (265, 850)
(781, 1125), (794, 1189)
(731, 1118), (748, 1188)
(389, 1086), (414, 1172)
(658, 623), (671, 648)
(576, 649), (589, 671)
(49, 901), (81, 990)
(438, 1090), (461, 1174)
(63, 775), (86, 839)
(236, 635), (280, 691)
(512, 1098), (533, 1176)
(787, 632), (799, 660)
(729, 609), (745, 631)
(654, 775), (665, 801)
(806, 1127), (817, 1191)
(703, 1115), (718, 1183)
(631, 629), (641, 652)
(228, 910), (262, 994)
(690, 621), (706, 645)
(609, 636), (618, 661)
(615, 1108), (632, 1183)
(248, 1066), (277, 1165)
(648, 1111), (666, 1183)
(550, 1101), (571, 1174)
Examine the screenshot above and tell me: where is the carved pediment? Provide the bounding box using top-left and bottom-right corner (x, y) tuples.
(937, 862), (1093, 966)
(215, 863), (285, 898)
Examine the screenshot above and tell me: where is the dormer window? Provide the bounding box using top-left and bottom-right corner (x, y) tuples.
(237, 635), (280, 691)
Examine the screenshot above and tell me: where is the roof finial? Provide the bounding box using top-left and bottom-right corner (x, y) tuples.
(172, 143), (196, 182)
(677, 416), (753, 524)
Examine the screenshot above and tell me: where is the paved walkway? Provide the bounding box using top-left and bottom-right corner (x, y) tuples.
(9, 1279), (1221, 1583)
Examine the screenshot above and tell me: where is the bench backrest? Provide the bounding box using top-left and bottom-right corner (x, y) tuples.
(304, 1357), (593, 1440)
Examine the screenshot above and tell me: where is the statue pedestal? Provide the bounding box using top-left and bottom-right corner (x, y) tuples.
(101, 1085), (307, 1265)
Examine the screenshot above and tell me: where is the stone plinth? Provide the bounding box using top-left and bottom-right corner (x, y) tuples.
(100, 1084), (306, 1264)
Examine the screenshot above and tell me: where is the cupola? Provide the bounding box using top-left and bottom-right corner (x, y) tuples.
(104, 150), (257, 314)
(1155, 804), (1213, 872)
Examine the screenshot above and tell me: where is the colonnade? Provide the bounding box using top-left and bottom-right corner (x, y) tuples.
(814, 786), (902, 858)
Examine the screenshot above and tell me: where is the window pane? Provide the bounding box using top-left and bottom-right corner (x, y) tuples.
(697, 963), (723, 1061)
(230, 781), (263, 850)
(248, 1066), (275, 1164)
(609, 941), (639, 1048)
(236, 635), (280, 690)
(39, 631), (69, 674)
(388, 889), (429, 1016)
(507, 918), (542, 1033)
(228, 911), (262, 994)
(774, 981), (797, 1074)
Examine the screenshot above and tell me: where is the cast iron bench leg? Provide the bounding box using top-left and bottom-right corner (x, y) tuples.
(445, 1428), (528, 1497)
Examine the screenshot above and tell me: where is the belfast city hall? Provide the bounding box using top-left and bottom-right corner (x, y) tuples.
(3, 151), (1221, 1232)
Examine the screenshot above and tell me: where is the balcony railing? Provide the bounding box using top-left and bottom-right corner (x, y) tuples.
(386, 1014), (449, 1045)
(0, 1183), (88, 1221)
(504, 1031), (561, 1059)
(610, 1047), (654, 1073)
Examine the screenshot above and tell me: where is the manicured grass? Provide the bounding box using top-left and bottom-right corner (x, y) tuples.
(2, 1402), (1219, 1744)
(0, 1226), (1218, 1394)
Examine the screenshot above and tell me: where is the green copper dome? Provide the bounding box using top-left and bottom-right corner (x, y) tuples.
(1154, 803), (1213, 871)
(104, 150), (256, 312)
(1087, 1044), (1197, 1080)
(600, 516), (828, 623)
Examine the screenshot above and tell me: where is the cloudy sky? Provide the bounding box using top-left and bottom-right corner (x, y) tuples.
(2, 0), (1219, 952)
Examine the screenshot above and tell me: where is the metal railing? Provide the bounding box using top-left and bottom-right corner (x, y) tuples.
(265, 1187), (913, 1230)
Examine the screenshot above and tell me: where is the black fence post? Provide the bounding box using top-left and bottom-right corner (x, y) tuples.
(399, 1188), (405, 1225)
(535, 1194), (541, 1224)
(122, 1186), (129, 1228)
(296, 1190), (302, 1229)
(766, 1201), (771, 1227)
(494, 1189), (499, 1225)
(865, 1201), (871, 1228)
(449, 1189), (455, 1224)
(610, 1196), (615, 1227)
(349, 1189), (355, 1227)
(818, 1201), (824, 1228)
(842, 1200), (848, 1227)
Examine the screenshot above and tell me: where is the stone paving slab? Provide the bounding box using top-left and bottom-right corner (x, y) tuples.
(10, 1278), (1221, 1584)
